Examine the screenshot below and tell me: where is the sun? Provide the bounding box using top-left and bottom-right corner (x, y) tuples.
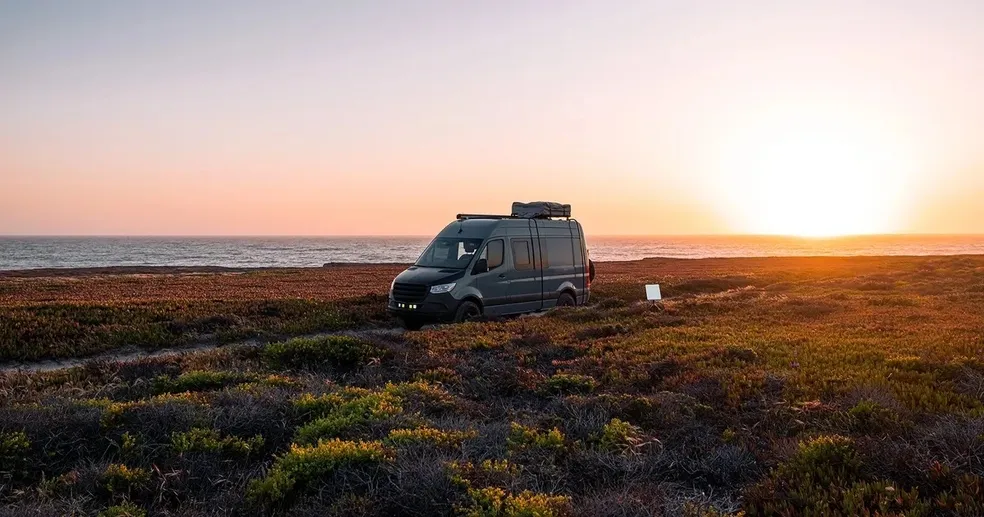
(709, 106), (915, 237)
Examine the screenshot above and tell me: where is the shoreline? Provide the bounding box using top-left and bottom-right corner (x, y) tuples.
(2, 253), (984, 278)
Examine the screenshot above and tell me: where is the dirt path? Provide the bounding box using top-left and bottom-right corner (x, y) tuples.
(0, 327), (406, 375)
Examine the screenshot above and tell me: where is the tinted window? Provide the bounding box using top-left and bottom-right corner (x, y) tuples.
(511, 240), (532, 271)
(486, 240), (504, 269)
(545, 238), (574, 267)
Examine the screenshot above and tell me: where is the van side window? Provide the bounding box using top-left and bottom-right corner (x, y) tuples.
(511, 240), (532, 271)
(484, 239), (504, 270)
(545, 238), (575, 267)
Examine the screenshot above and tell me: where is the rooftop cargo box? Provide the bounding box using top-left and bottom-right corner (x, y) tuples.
(511, 201), (571, 219)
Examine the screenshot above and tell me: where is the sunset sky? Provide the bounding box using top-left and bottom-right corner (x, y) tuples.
(2, 1), (982, 236)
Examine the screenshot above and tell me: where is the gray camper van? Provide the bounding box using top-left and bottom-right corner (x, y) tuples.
(388, 202), (592, 330)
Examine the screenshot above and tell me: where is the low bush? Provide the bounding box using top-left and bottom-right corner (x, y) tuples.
(840, 481), (928, 516)
(294, 390), (403, 444)
(0, 430), (30, 480)
(171, 427), (265, 457)
(98, 501), (146, 517)
(98, 393), (207, 433)
(575, 324), (630, 340)
(507, 423), (565, 453)
(247, 439), (391, 506)
(847, 399), (898, 432)
(415, 366), (462, 385)
(386, 427), (476, 448)
(384, 380), (458, 413)
(462, 486), (571, 517)
(542, 373), (598, 395)
(101, 463), (150, 497)
(744, 435), (931, 515)
(153, 370), (255, 394)
(447, 459), (521, 491)
(594, 418), (651, 454)
(263, 335), (383, 370)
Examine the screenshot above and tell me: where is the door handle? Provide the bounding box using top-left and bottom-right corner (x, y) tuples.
(498, 273), (506, 278)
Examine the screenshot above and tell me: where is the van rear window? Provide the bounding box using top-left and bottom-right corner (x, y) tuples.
(511, 240), (532, 270)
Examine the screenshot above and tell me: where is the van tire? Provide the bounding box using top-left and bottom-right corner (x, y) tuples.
(454, 301), (482, 323)
(401, 318), (425, 331)
(557, 292), (576, 307)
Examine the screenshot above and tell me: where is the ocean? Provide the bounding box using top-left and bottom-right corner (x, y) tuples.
(2, 235), (984, 271)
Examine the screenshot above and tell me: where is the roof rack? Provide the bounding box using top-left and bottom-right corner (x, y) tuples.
(456, 213), (518, 220)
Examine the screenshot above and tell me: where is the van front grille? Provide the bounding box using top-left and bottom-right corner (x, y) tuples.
(392, 282), (428, 302)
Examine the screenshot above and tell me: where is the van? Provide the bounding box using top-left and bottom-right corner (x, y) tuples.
(388, 202), (592, 330)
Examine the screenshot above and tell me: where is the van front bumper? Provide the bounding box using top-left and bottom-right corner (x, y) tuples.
(387, 294), (458, 322)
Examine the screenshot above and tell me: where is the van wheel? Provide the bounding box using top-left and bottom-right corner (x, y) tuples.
(454, 301), (482, 323)
(557, 292), (576, 307)
(401, 318), (425, 331)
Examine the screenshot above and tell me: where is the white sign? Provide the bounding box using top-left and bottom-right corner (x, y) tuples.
(645, 284), (662, 301)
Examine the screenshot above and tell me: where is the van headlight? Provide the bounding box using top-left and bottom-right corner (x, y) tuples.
(429, 282), (456, 294)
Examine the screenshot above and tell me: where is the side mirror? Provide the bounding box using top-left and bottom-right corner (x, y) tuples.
(472, 258), (488, 275)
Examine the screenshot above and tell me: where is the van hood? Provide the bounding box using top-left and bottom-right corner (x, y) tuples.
(394, 266), (465, 286)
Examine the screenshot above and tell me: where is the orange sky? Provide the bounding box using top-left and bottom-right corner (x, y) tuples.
(2, 2), (982, 236)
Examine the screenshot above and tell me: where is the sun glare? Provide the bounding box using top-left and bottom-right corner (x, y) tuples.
(711, 107), (915, 237)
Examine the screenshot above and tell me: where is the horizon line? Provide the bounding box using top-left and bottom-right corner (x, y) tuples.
(3, 233), (984, 239)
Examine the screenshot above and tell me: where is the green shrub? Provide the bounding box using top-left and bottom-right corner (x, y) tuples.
(841, 481), (928, 516)
(172, 427), (265, 456)
(415, 367), (462, 385)
(779, 435), (861, 487)
(743, 435), (930, 516)
(291, 382), (452, 444)
(101, 463), (150, 496)
(595, 418), (649, 453)
(0, 430), (30, 478)
(386, 427), (476, 448)
(847, 399), (898, 432)
(153, 370), (255, 394)
(247, 439), (390, 506)
(924, 462), (984, 514)
(462, 486), (571, 517)
(98, 501), (146, 517)
(507, 423), (565, 453)
(263, 335), (382, 369)
(383, 380), (456, 411)
(721, 428), (737, 444)
(294, 392), (347, 418)
(447, 459), (520, 490)
(542, 373), (597, 395)
(294, 391), (402, 445)
(98, 392), (206, 428)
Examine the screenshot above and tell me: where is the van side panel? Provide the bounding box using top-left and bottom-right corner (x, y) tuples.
(569, 221), (588, 304)
(501, 221), (542, 315)
(530, 220), (546, 309)
(465, 223), (511, 316)
(529, 220), (581, 307)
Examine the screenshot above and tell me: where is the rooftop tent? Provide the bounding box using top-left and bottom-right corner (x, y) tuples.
(511, 201), (571, 219)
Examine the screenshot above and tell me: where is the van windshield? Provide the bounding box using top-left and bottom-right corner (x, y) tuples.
(415, 238), (484, 269)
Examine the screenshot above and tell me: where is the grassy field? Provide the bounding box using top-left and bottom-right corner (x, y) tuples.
(1, 256), (983, 516)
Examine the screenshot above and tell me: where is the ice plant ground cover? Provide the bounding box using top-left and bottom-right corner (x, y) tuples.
(0, 256), (983, 515)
